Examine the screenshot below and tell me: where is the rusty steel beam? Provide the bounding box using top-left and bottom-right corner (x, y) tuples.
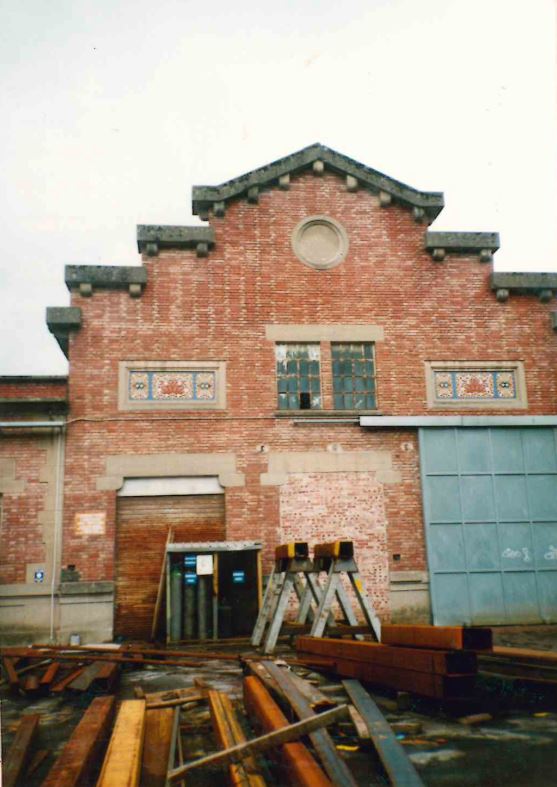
(208, 689), (266, 787)
(275, 542), (309, 560)
(313, 541), (354, 560)
(342, 680), (424, 787)
(296, 637), (477, 675)
(42, 696), (115, 787)
(296, 637), (477, 700)
(262, 661), (358, 787)
(243, 676), (332, 787)
(381, 624), (492, 651)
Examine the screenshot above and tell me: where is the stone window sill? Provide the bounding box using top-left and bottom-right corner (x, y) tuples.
(274, 410), (382, 418)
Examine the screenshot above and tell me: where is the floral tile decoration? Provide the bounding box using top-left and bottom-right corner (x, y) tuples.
(129, 370), (216, 402)
(434, 369), (517, 401)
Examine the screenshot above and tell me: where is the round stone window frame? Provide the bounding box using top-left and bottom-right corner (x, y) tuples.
(291, 215), (349, 271)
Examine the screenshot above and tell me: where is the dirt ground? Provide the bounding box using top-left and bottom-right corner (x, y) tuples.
(2, 628), (557, 786)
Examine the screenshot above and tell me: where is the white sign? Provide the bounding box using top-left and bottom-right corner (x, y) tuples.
(196, 554), (213, 575)
(75, 511), (106, 535)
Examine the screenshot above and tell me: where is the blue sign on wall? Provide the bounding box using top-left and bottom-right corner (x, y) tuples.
(184, 572), (198, 585)
(232, 570), (246, 584)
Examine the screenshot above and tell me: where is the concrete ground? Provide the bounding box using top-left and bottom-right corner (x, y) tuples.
(1, 629), (557, 786)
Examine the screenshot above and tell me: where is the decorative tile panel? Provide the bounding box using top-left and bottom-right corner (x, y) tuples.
(425, 361), (527, 410)
(119, 361), (226, 411)
(129, 370), (215, 402)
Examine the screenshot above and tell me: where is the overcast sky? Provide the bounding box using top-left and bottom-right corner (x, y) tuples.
(1, 0), (556, 375)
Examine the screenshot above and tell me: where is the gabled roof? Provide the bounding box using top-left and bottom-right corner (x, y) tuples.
(192, 143), (445, 221)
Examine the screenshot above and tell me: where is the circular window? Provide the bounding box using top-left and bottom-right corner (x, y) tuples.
(291, 215), (349, 270)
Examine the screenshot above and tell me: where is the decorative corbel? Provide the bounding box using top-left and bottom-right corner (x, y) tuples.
(79, 282), (93, 297)
(346, 175), (358, 192)
(379, 191), (392, 207)
(312, 160), (325, 175)
(539, 289), (553, 303)
(479, 249), (493, 263)
(213, 201), (226, 217)
(278, 174), (290, 190)
(413, 207), (425, 223)
(431, 248), (446, 262)
(247, 186), (259, 204)
(129, 283), (142, 298)
(496, 288), (510, 303)
(145, 242), (159, 257)
(196, 242), (209, 258)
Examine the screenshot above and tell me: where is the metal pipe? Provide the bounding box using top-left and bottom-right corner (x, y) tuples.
(49, 427), (65, 642)
(0, 421), (66, 428)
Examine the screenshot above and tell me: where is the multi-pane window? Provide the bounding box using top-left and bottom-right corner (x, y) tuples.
(332, 343), (376, 409)
(276, 344), (321, 410)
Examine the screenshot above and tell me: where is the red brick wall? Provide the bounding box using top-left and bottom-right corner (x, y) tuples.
(52, 170), (557, 592)
(0, 435), (49, 583)
(0, 379), (67, 401)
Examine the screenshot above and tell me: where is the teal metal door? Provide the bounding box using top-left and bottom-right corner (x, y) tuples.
(420, 428), (557, 625)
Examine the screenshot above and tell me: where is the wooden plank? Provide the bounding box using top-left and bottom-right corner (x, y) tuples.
(263, 662), (357, 787)
(41, 696), (115, 787)
(381, 624), (493, 651)
(150, 525), (173, 641)
(140, 707), (175, 787)
(347, 705), (371, 743)
(3, 713), (40, 787)
(208, 689), (266, 787)
(97, 699), (146, 787)
(342, 679), (424, 787)
(243, 675), (333, 787)
(168, 704), (349, 783)
(93, 661), (121, 692)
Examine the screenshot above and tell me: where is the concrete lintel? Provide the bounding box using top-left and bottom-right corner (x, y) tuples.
(360, 415), (557, 428)
(60, 581), (114, 596)
(97, 452), (245, 490)
(260, 450), (400, 486)
(265, 324), (384, 342)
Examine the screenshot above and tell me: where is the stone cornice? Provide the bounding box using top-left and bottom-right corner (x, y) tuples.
(137, 225), (215, 257)
(46, 306), (82, 359)
(425, 231), (500, 262)
(192, 143), (444, 221)
(65, 265), (147, 298)
(490, 272), (557, 304)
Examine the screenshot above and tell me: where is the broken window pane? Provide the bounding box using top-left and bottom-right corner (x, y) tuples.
(275, 344), (321, 410)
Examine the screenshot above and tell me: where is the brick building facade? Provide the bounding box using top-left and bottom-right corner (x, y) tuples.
(2, 144), (557, 644)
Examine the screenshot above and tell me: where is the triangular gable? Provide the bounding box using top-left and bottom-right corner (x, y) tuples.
(192, 142), (444, 221)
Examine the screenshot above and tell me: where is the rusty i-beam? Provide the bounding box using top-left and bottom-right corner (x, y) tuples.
(243, 675), (333, 787)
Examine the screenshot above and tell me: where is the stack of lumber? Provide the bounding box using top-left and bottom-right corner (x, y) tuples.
(296, 625), (493, 700)
(0, 646), (122, 698)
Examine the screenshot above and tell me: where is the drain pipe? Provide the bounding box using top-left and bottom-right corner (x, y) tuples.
(49, 427), (65, 642)
(0, 421), (66, 642)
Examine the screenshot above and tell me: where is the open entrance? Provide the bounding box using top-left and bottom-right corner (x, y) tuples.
(166, 542), (262, 642)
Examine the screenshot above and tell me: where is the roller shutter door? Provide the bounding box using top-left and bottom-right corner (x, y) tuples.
(115, 494), (225, 639)
(420, 427), (557, 625)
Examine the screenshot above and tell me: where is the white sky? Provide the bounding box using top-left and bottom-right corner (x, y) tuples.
(1, 0), (556, 375)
